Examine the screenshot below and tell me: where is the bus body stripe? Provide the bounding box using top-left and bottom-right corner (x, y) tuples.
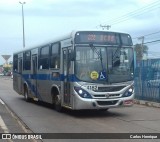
(13, 72), (80, 82)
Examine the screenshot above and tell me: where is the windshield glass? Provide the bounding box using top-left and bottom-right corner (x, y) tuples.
(75, 46), (134, 83)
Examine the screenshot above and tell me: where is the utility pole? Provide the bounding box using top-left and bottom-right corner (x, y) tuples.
(19, 1), (26, 48)
(99, 24), (111, 30)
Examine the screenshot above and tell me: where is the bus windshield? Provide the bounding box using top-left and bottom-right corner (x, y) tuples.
(75, 46), (134, 83)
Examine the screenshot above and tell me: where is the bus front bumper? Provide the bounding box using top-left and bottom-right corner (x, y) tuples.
(73, 95), (134, 110)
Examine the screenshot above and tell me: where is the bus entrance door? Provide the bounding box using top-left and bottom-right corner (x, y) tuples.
(31, 55), (38, 100)
(17, 57), (23, 94)
(62, 48), (72, 107)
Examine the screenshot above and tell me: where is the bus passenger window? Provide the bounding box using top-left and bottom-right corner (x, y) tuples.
(39, 45), (49, 69)
(23, 51), (31, 70)
(50, 43), (60, 69)
(13, 55), (18, 71)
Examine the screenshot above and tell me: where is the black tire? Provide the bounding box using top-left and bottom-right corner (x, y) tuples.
(24, 87), (31, 102)
(54, 94), (62, 112)
(99, 108), (109, 112)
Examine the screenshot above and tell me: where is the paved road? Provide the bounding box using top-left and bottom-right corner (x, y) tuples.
(0, 76), (160, 142)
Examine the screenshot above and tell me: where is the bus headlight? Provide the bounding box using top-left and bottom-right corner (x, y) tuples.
(122, 87), (134, 97)
(74, 87), (92, 99)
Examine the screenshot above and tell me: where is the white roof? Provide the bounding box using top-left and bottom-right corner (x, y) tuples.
(14, 30), (131, 54)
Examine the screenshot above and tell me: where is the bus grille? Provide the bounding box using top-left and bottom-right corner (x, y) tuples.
(94, 86), (125, 92)
(97, 100), (118, 106)
(93, 94), (120, 98)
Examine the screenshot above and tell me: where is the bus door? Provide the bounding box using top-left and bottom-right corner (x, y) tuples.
(17, 57), (23, 94)
(62, 47), (72, 107)
(31, 55), (38, 98)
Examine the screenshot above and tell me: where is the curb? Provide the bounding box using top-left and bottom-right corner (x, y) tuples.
(0, 98), (43, 142)
(134, 99), (160, 108)
(1, 99), (33, 134)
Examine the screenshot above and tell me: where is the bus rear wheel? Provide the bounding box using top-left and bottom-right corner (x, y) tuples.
(24, 87), (31, 102)
(54, 95), (62, 112)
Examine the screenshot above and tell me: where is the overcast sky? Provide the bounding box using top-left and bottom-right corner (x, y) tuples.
(0, 0), (160, 64)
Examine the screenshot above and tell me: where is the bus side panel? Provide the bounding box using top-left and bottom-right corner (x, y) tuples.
(35, 70), (51, 103)
(13, 72), (22, 95)
(49, 75), (61, 104)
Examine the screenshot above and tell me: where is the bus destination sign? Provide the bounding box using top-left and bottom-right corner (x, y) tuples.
(75, 31), (118, 44)
(75, 31), (132, 46)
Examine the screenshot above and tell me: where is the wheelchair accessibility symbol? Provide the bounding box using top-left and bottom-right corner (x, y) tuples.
(99, 71), (107, 80)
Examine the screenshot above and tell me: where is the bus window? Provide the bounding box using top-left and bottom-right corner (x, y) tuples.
(18, 58), (22, 74)
(50, 43), (60, 69)
(23, 51), (31, 70)
(39, 45), (50, 69)
(13, 55), (18, 71)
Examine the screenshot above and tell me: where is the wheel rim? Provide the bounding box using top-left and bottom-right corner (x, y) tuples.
(54, 95), (62, 111)
(24, 88), (29, 101)
(25, 91), (28, 100)
(55, 95), (60, 105)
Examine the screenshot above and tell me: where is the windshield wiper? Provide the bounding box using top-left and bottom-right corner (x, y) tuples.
(112, 47), (120, 61)
(89, 44), (105, 71)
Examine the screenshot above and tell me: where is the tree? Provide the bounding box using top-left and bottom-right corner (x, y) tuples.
(134, 44), (148, 60)
(3, 67), (11, 73)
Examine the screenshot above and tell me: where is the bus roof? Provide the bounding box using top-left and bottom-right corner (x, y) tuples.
(13, 30), (132, 55)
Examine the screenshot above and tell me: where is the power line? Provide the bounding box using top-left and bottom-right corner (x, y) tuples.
(133, 31), (160, 39)
(110, 0), (160, 25)
(100, 0), (160, 26)
(144, 39), (160, 44)
(143, 31), (160, 37)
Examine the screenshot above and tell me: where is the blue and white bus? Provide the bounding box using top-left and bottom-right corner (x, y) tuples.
(13, 30), (134, 111)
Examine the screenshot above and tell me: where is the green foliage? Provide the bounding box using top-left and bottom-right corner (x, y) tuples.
(134, 44), (148, 60)
(3, 67), (11, 72)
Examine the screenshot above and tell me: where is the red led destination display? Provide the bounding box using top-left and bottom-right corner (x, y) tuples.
(75, 31), (132, 46)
